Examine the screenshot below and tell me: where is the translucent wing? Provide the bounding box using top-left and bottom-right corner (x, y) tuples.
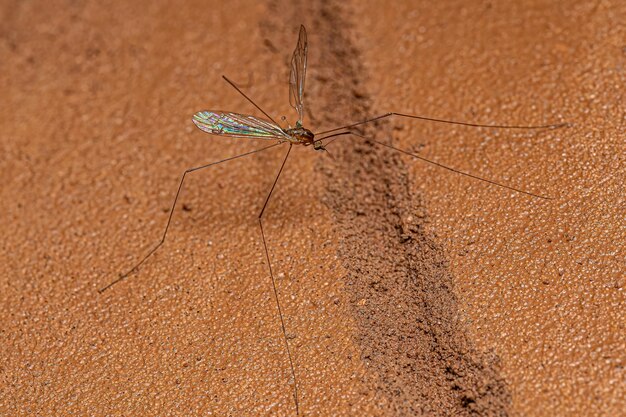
(192, 111), (290, 140)
(289, 25), (308, 126)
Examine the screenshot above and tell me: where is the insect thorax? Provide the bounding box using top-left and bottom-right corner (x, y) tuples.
(286, 126), (315, 146)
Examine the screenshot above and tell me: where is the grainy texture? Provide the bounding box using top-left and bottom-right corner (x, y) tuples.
(305, 1), (512, 415)
(351, 1), (625, 416)
(0, 2), (381, 415)
(1, 1), (624, 416)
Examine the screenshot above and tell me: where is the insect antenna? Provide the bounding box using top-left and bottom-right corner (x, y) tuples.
(257, 144), (300, 415)
(319, 130), (552, 200)
(316, 112), (568, 136)
(222, 75), (282, 126)
(99, 143), (281, 293)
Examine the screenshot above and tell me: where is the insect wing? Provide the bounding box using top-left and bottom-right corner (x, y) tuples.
(289, 25), (308, 125)
(192, 111), (289, 140)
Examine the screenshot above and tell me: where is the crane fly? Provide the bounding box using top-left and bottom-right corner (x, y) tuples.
(99, 25), (566, 415)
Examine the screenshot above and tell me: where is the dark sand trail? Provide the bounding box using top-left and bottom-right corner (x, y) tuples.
(264, 1), (511, 415)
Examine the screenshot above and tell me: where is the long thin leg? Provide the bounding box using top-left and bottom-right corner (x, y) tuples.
(222, 75), (281, 126)
(257, 144), (299, 415)
(317, 131), (354, 147)
(99, 143), (281, 293)
(345, 131), (552, 200)
(315, 111), (568, 136)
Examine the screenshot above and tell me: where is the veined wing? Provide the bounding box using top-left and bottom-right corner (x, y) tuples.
(192, 111), (289, 140)
(289, 25), (308, 125)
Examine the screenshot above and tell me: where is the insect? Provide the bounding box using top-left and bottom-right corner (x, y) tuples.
(100, 25), (565, 415)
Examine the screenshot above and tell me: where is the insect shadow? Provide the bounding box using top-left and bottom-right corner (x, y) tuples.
(99, 25), (566, 415)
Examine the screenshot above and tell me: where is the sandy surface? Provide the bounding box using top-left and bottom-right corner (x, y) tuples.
(1, 0), (624, 416)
